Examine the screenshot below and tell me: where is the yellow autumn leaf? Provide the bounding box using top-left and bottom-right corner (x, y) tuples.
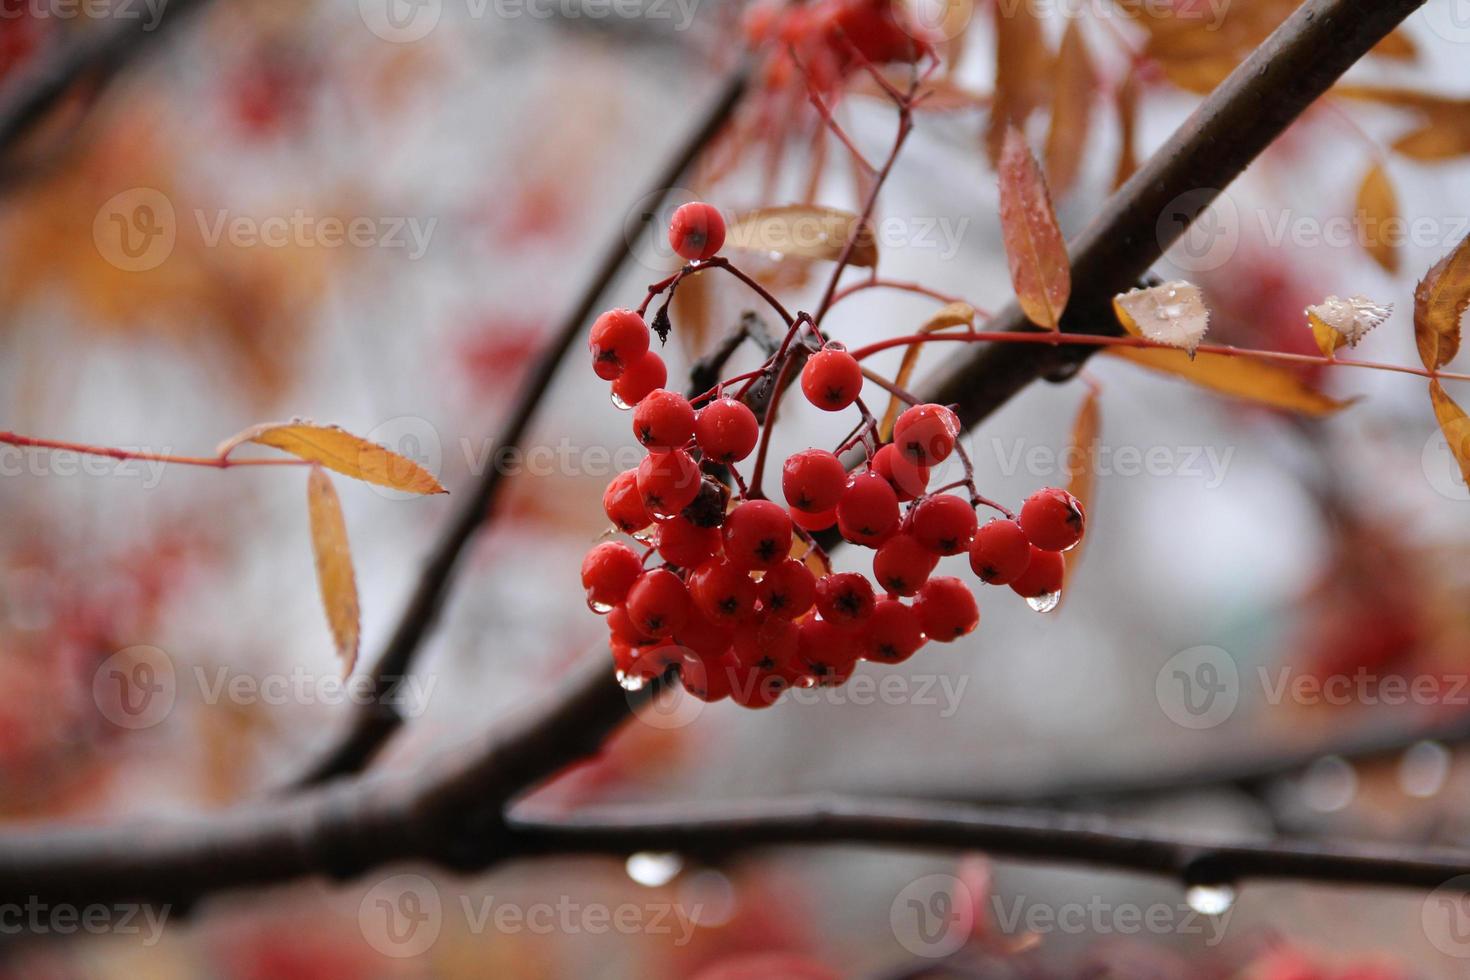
(1306, 295), (1392, 357)
(307, 466), (361, 675)
(1113, 281), (1209, 354)
(876, 302), (976, 439)
(218, 421), (447, 495)
(1106, 347), (1353, 416)
(1113, 69), (1140, 191)
(1044, 20), (1096, 198)
(726, 206), (877, 267)
(1414, 235), (1470, 371)
(999, 127), (1070, 330)
(1430, 380), (1470, 489)
(1355, 163), (1399, 275)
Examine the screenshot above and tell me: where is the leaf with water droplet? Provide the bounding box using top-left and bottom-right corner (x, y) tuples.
(1113, 280), (1209, 355)
(1306, 295), (1392, 356)
(1429, 380), (1470, 488)
(998, 126), (1070, 330)
(217, 421), (447, 495)
(1414, 233), (1470, 371)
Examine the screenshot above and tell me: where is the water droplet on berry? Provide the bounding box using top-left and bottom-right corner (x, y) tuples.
(649, 506), (679, 521)
(616, 670), (646, 691)
(587, 596), (614, 614)
(1025, 590), (1062, 613)
(626, 851), (683, 887)
(1184, 883), (1235, 916)
(611, 390), (632, 411)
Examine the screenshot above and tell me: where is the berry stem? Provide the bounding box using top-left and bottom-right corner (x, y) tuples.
(0, 431), (310, 469)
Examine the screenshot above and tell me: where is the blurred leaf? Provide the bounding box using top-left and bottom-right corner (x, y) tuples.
(1355, 163), (1400, 274)
(1113, 280), (1209, 354)
(1044, 21), (1096, 198)
(876, 302), (976, 439)
(726, 206), (877, 267)
(1062, 386), (1099, 596)
(999, 127), (1070, 329)
(985, 0), (1052, 162)
(219, 421), (447, 494)
(1336, 86), (1470, 161)
(1430, 380), (1470, 487)
(1306, 295), (1392, 356)
(1372, 28), (1418, 60)
(1106, 346), (1353, 416)
(307, 466), (360, 675)
(1113, 68), (1140, 190)
(1414, 234), (1470, 371)
(855, 72), (987, 111)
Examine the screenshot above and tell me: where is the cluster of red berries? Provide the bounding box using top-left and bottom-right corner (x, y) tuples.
(580, 202), (1086, 709)
(744, 0), (928, 93)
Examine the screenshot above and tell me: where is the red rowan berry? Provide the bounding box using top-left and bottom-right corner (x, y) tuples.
(757, 558), (817, 619)
(655, 516), (722, 569)
(865, 599), (924, 664)
(633, 389), (696, 451)
(796, 616), (858, 686)
(1009, 545), (1065, 600)
(1019, 487), (1085, 552)
(800, 345), (863, 412)
(674, 608), (735, 661)
(791, 506), (837, 532)
(626, 568), (691, 636)
(912, 494), (978, 556)
(636, 450), (702, 519)
(723, 499), (794, 570)
(893, 403), (961, 465)
(836, 472), (900, 546)
(969, 519), (1031, 585)
(680, 650), (734, 703)
(607, 604), (649, 645)
(873, 533), (938, 597)
(611, 350), (667, 407)
(581, 541), (645, 608)
(604, 468), (651, 532)
(694, 397), (759, 463)
(589, 309), (650, 376)
(915, 576), (979, 641)
(726, 663), (786, 709)
(815, 571), (877, 625)
(782, 448), (847, 512)
(593, 355), (623, 382)
(871, 443), (930, 501)
(612, 641), (657, 685)
(732, 615), (800, 671)
(669, 201), (726, 262)
(688, 558), (758, 624)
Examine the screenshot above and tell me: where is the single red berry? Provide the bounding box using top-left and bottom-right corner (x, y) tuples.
(912, 494), (978, 556)
(680, 650), (734, 703)
(612, 350), (667, 407)
(815, 571), (877, 625)
(593, 354), (623, 382)
(726, 663), (786, 709)
(633, 389), (696, 451)
(732, 615), (800, 671)
(723, 500), (794, 570)
(674, 607), (735, 660)
(636, 450), (702, 519)
(603, 469), (651, 532)
(800, 345), (863, 412)
(695, 397), (759, 463)
(865, 599), (924, 664)
(871, 443), (930, 501)
(589, 309), (650, 376)
(612, 641), (665, 686)
(915, 576), (979, 641)
(969, 519), (1032, 585)
(836, 472), (900, 547)
(757, 559), (817, 619)
(795, 617), (858, 686)
(688, 558), (758, 623)
(607, 603), (652, 644)
(625, 568), (691, 636)
(669, 201), (726, 262)
(893, 403), (961, 465)
(581, 541), (645, 608)
(873, 533), (939, 597)
(1019, 487), (1085, 552)
(1009, 545), (1065, 600)
(791, 505), (837, 532)
(782, 448), (847, 512)
(655, 516), (722, 569)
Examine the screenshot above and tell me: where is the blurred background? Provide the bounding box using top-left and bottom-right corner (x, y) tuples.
(2, 0), (1470, 975)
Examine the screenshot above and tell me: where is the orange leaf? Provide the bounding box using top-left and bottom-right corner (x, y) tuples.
(726, 206), (877, 267)
(1105, 347), (1353, 416)
(876, 302), (976, 439)
(1413, 235), (1470, 371)
(307, 466), (361, 675)
(1355, 164), (1399, 275)
(999, 127), (1070, 329)
(1371, 28), (1417, 61)
(1044, 20), (1096, 198)
(1061, 387), (1099, 596)
(1430, 380), (1470, 488)
(984, 0), (1051, 162)
(218, 421), (447, 495)
(1113, 69), (1139, 190)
